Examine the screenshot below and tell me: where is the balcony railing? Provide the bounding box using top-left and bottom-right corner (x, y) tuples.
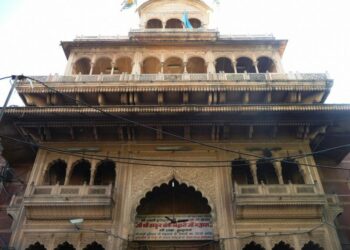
(23, 184), (114, 220)
(234, 183), (327, 219)
(24, 73), (330, 84)
(234, 183), (321, 196)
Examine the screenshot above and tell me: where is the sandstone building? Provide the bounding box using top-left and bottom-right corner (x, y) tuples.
(1, 0), (350, 249)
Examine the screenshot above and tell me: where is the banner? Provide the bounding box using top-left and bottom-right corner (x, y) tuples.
(134, 214), (213, 241)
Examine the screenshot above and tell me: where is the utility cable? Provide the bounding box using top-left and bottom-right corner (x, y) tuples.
(22, 75), (265, 160)
(1, 134), (350, 171)
(19, 75), (350, 163)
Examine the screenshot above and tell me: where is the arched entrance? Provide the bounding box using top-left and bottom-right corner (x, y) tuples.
(129, 179), (219, 249)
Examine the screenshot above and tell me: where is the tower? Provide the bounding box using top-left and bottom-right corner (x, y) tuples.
(1, 0), (350, 249)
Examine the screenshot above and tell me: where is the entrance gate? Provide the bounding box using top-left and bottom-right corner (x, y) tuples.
(129, 179), (219, 250)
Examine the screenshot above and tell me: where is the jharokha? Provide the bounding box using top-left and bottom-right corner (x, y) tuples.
(1, 0), (350, 249)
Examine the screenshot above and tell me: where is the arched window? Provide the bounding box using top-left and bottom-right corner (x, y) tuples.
(146, 19), (162, 29)
(83, 242), (105, 250)
(281, 158), (304, 184)
(272, 241), (294, 250)
(189, 18), (201, 28)
(243, 241), (265, 250)
(142, 57), (161, 74)
(215, 57), (234, 73)
(187, 57), (206, 73)
(74, 58), (91, 75)
(232, 159), (254, 185)
(115, 57), (132, 74)
(54, 242), (75, 250)
(164, 57), (184, 74)
(25, 242), (47, 250)
(236, 57), (255, 73)
(69, 159), (91, 185)
(92, 57), (112, 75)
(165, 19), (183, 29)
(256, 159), (278, 184)
(302, 241), (323, 250)
(258, 56), (277, 73)
(94, 160), (116, 186)
(46, 159), (66, 185)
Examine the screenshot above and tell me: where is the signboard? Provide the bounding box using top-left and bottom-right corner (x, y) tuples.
(134, 214), (213, 241)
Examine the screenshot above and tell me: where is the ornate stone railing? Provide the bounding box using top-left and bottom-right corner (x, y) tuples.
(234, 183), (326, 219)
(25, 183), (112, 197)
(234, 183), (321, 196)
(25, 73), (330, 84)
(23, 184), (114, 220)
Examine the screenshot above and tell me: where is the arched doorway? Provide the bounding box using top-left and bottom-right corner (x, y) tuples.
(130, 179), (219, 249)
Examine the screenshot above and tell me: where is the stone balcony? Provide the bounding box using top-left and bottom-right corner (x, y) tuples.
(129, 28), (219, 41)
(24, 72), (330, 84)
(234, 183), (327, 219)
(22, 184), (114, 220)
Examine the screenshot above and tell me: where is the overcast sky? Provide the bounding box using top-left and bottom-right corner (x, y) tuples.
(0, 0), (349, 106)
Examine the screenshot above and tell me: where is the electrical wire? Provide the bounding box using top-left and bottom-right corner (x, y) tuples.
(23, 75), (264, 160)
(18, 75), (350, 164)
(1, 133), (350, 171)
(0, 76), (12, 81)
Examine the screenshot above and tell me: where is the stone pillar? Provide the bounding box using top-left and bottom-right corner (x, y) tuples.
(232, 61), (237, 73)
(159, 62), (164, 73)
(89, 160), (98, 186)
(64, 157), (75, 185)
(89, 62), (95, 75)
(274, 161), (284, 184)
(111, 62), (116, 75)
(253, 60), (259, 73)
(183, 62), (188, 73)
(249, 160), (258, 184)
(205, 51), (216, 74)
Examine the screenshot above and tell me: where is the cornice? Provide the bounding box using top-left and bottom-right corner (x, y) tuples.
(4, 104), (350, 117)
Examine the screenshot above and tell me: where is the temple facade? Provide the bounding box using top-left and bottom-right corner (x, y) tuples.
(1, 0), (350, 249)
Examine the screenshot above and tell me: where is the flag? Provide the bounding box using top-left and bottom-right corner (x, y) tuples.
(182, 11), (193, 29)
(121, 0), (137, 11)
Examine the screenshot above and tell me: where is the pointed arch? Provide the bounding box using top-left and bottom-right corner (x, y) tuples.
(272, 241), (294, 250)
(165, 18), (183, 28)
(232, 158), (253, 185)
(302, 241), (323, 250)
(187, 56), (206, 73)
(236, 57), (255, 73)
(115, 56), (132, 74)
(94, 159), (116, 186)
(281, 158), (304, 184)
(242, 241), (265, 250)
(215, 57), (234, 73)
(136, 178), (211, 215)
(25, 242), (47, 250)
(54, 242), (75, 250)
(83, 242), (105, 250)
(45, 159), (66, 185)
(257, 56), (276, 73)
(92, 57), (112, 75)
(146, 18), (163, 28)
(69, 159), (91, 185)
(73, 57), (91, 75)
(142, 57), (161, 74)
(256, 159), (278, 184)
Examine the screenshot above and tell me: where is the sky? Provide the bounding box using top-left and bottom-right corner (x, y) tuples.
(0, 0), (349, 106)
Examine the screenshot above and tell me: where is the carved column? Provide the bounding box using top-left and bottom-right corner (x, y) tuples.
(249, 160), (258, 184)
(253, 60), (259, 73)
(274, 161), (284, 184)
(89, 62), (95, 75)
(232, 60), (237, 73)
(111, 62), (116, 75)
(183, 62), (188, 73)
(90, 160), (98, 185)
(160, 62), (164, 73)
(64, 157), (75, 185)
